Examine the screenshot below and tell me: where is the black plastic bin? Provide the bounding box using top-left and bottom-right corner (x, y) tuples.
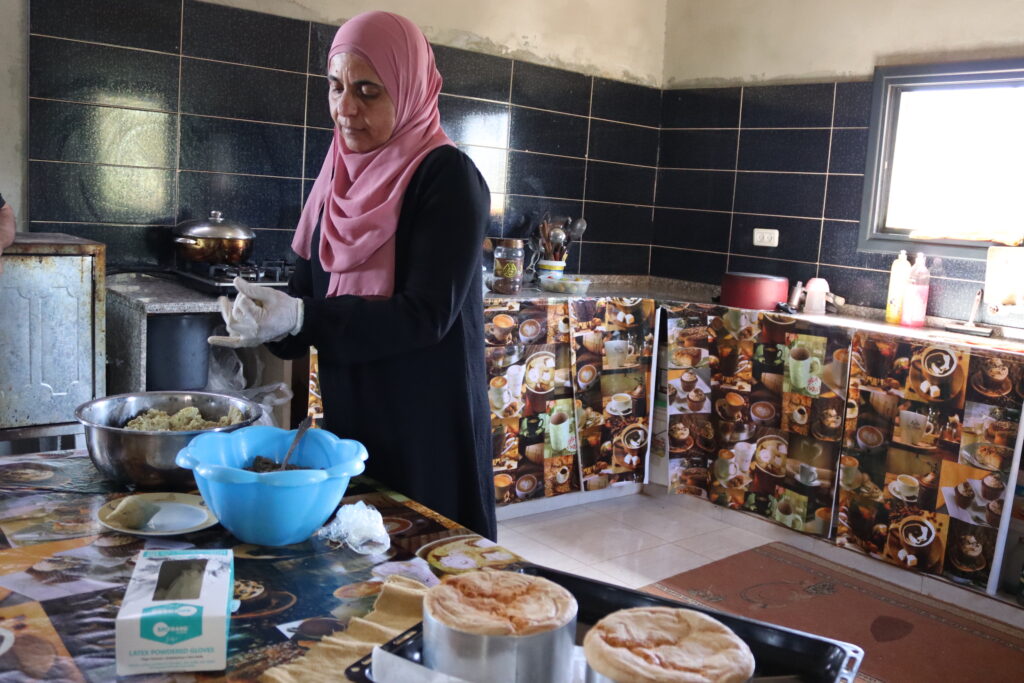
(146, 313), (218, 391)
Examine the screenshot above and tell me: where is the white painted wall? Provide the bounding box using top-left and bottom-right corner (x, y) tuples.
(664, 0), (1024, 87)
(0, 0), (667, 224)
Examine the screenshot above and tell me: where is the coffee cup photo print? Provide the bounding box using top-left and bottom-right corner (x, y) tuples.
(782, 334), (827, 398)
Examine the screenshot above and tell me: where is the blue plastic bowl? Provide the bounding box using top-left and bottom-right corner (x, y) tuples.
(176, 425), (367, 546)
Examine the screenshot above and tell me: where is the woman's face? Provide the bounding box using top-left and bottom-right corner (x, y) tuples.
(328, 52), (396, 153)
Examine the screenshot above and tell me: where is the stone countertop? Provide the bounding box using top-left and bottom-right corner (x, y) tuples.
(107, 272), (221, 314)
(107, 272), (1024, 356)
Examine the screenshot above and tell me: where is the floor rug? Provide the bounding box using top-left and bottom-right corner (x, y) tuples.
(643, 542), (1024, 682)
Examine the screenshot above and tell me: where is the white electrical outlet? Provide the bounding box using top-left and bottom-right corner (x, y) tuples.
(753, 228), (779, 247)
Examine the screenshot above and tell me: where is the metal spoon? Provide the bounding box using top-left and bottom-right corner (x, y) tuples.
(279, 415), (313, 470)
(548, 227), (568, 261)
(567, 217), (588, 242)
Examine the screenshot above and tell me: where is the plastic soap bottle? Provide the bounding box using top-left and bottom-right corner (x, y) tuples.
(885, 250), (911, 324)
(900, 252), (930, 328)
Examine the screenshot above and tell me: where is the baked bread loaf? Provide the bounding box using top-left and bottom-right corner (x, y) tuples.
(423, 569), (577, 636)
(583, 606), (755, 683)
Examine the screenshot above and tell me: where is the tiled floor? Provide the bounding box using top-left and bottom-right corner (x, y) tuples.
(497, 487), (1024, 629)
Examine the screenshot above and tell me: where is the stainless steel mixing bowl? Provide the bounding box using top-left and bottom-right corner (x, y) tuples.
(75, 391), (262, 490)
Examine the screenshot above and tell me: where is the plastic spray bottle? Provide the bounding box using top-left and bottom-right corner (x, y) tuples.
(900, 252), (930, 328)
(885, 250), (911, 324)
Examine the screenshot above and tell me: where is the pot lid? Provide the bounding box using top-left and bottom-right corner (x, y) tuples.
(174, 211), (255, 240)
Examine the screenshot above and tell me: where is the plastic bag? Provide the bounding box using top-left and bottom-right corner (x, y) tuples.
(205, 336), (293, 427)
(318, 501), (391, 555)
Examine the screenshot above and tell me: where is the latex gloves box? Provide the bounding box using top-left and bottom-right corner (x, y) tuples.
(116, 549), (234, 676)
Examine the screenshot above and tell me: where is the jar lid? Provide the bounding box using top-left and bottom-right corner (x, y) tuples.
(498, 239), (524, 248)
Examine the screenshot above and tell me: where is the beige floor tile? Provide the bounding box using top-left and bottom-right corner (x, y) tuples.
(615, 505), (728, 542)
(673, 527), (768, 560)
(566, 563), (626, 587)
(593, 544), (712, 589)
(532, 521), (665, 564)
(500, 505), (589, 532)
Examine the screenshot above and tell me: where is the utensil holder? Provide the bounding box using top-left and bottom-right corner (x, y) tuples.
(537, 259), (566, 279)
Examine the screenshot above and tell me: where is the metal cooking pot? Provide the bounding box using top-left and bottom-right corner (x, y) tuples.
(174, 210), (256, 264)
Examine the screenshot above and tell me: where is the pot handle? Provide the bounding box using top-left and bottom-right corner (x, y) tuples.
(174, 237), (199, 245)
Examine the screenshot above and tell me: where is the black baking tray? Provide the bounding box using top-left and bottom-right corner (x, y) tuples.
(346, 563), (863, 682)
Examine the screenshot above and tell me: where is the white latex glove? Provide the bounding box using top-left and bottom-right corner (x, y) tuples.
(208, 277), (303, 348)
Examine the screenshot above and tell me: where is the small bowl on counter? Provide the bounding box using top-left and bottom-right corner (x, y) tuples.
(538, 275), (592, 295)
(75, 391), (262, 491)
(175, 425), (367, 546)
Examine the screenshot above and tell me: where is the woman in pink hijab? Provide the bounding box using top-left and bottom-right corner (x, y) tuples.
(210, 11), (495, 540)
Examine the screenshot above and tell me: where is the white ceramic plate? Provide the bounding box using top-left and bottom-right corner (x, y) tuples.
(97, 493), (218, 536)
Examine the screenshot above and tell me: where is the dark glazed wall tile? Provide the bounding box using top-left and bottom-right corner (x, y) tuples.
(588, 120), (658, 167)
(31, 223), (172, 268)
(487, 193), (505, 237)
(661, 88), (741, 128)
(306, 76), (333, 129)
(180, 116), (304, 177)
(829, 129), (868, 174)
(592, 78), (660, 127)
(309, 22), (340, 73)
(30, 0), (181, 53)
(304, 128), (333, 179)
(650, 247), (726, 284)
(29, 100), (176, 167)
(728, 256), (816, 283)
(502, 195), (582, 239)
(251, 228), (299, 263)
(507, 151), (585, 199)
(733, 172), (825, 217)
(742, 83), (834, 128)
(659, 130), (737, 170)
(182, 59), (306, 125)
(730, 214), (821, 262)
(183, 1), (309, 72)
(652, 208), (731, 252)
(459, 145), (508, 194)
(656, 170), (735, 212)
(835, 81), (873, 127)
(178, 172), (303, 230)
(30, 36), (179, 110)
(29, 161), (175, 224)
(738, 129), (830, 172)
(823, 174), (864, 221)
(434, 45), (512, 102)
(511, 62), (590, 116)
(819, 220), (891, 270)
(510, 107), (587, 157)
(581, 242), (648, 275)
(443, 97), (510, 148)
(582, 203), (653, 245)
(818, 265), (888, 308)
(586, 162), (656, 206)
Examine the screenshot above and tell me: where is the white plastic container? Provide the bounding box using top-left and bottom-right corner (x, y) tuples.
(900, 253), (930, 328)
(803, 278), (830, 315)
(885, 250), (911, 324)
(536, 259), (567, 279)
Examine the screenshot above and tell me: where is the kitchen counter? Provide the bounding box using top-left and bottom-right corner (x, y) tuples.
(107, 272), (221, 314)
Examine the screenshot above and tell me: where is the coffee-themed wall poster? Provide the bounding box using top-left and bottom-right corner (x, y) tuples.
(570, 297), (656, 492)
(836, 333), (1021, 588)
(662, 304), (850, 537)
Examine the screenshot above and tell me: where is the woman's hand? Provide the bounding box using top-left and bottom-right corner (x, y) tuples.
(208, 277), (304, 348)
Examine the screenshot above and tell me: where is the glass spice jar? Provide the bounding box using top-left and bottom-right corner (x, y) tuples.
(491, 239), (525, 294)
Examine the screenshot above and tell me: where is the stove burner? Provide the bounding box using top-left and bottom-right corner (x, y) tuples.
(175, 260), (295, 294)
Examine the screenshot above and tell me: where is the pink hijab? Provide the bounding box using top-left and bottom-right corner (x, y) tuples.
(291, 11), (453, 297)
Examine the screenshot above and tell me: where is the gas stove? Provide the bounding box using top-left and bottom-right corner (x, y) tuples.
(174, 260), (295, 295)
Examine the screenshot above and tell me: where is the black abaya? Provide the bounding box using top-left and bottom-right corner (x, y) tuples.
(267, 145), (496, 540)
